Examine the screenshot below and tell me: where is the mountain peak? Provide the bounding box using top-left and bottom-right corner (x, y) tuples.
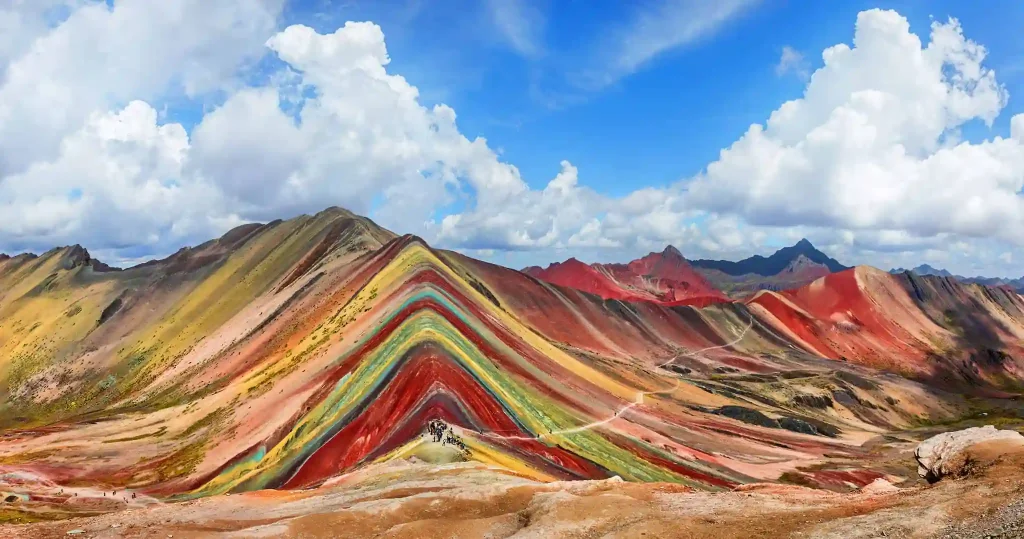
(316, 206), (356, 219)
(61, 244), (91, 269)
(691, 238), (847, 277)
(545, 257), (587, 270)
(662, 245), (684, 258)
(780, 254), (829, 276)
(560, 257), (593, 269)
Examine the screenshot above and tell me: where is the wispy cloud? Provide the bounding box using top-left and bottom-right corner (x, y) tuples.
(775, 45), (810, 80)
(587, 0), (760, 89)
(486, 0), (545, 57)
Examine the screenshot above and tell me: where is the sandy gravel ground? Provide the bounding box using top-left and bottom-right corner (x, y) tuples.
(2, 439), (1024, 539)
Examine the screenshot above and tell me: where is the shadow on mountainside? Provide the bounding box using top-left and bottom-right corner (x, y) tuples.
(900, 272), (1024, 393)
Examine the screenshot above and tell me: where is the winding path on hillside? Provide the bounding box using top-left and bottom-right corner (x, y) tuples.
(474, 313), (755, 442)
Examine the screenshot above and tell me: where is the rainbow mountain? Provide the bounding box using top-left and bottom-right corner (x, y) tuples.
(2, 207), (1023, 500)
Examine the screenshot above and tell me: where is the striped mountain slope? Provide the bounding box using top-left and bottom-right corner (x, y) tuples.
(0, 208), (1021, 501)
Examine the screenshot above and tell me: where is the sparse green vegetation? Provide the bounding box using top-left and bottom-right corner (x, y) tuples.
(153, 439), (208, 481)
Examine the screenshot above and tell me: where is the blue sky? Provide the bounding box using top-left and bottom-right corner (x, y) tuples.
(275, 0), (1024, 273)
(273, 0), (1024, 197)
(2, 0), (1024, 276)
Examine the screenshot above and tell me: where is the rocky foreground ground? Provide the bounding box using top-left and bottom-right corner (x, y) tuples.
(2, 427), (1024, 538)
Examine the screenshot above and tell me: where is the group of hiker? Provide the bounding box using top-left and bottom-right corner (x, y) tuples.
(98, 489), (137, 502)
(425, 419), (469, 454)
(426, 419), (448, 443)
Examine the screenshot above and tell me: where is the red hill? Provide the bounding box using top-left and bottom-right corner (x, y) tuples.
(523, 246), (728, 306)
(523, 257), (650, 302)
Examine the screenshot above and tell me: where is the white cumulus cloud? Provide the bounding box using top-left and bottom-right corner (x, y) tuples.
(1, 3), (1023, 278)
(0, 5), (537, 263)
(0, 0), (284, 178)
(685, 9), (1024, 243)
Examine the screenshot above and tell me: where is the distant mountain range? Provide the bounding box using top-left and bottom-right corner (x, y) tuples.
(889, 264), (953, 278)
(890, 264), (1024, 292)
(529, 240), (1024, 303)
(525, 239), (846, 301)
(690, 239), (848, 276)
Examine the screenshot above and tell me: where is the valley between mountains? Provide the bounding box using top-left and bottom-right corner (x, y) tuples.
(2, 207), (1024, 536)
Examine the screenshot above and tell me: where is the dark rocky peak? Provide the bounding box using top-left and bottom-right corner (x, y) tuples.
(793, 238), (815, 251)
(691, 239), (847, 277)
(61, 245), (93, 270)
(661, 245), (684, 259)
(57, 244), (120, 272)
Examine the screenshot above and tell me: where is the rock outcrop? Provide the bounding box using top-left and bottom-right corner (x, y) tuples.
(915, 425), (1024, 482)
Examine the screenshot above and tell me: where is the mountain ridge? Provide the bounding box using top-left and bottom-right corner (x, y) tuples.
(2, 206), (1024, 508)
(691, 238), (849, 276)
(523, 245), (728, 306)
(891, 264), (1024, 293)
